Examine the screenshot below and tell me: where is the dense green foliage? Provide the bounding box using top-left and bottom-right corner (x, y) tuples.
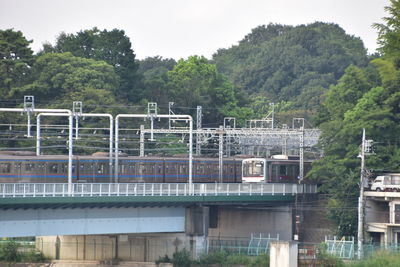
(0, 241), (46, 263)
(42, 28), (140, 102)
(167, 55), (252, 126)
(309, 0), (400, 236)
(156, 249), (269, 267)
(213, 22), (369, 118)
(0, 29), (34, 99)
(137, 56), (176, 106)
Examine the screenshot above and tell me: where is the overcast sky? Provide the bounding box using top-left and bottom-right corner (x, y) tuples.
(0, 0), (389, 60)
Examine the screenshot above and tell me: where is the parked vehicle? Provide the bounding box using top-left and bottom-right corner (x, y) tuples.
(371, 174), (400, 192)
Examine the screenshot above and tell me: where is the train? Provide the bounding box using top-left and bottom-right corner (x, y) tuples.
(0, 151), (312, 184)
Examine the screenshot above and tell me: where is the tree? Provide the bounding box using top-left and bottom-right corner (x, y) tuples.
(167, 56), (244, 125)
(374, 0), (400, 65)
(11, 52), (120, 111)
(213, 22), (369, 114)
(137, 56), (176, 106)
(42, 28), (140, 102)
(310, 62), (400, 236)
(0, 29), (34, 97)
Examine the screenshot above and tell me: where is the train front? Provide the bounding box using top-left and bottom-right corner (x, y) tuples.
(241, 158), (266, 183)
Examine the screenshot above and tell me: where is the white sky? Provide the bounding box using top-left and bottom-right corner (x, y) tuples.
(0, 0), (389, 60)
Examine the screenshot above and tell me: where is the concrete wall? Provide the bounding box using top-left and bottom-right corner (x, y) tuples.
(270, 241), (298, 267)
(300, 195), (334, 243)
(208, 205), (292, 240)
(37, 233), (199, 262)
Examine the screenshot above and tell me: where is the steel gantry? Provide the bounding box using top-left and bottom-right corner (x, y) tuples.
(0, 98), (321, 191)
(115, 111), (193, 185)
(139, 126), (321, 181)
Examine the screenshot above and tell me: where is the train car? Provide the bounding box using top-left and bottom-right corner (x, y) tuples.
(242, 155), (313, 183)
(0, 152), (311, 184)
(0, 153), (78, 183)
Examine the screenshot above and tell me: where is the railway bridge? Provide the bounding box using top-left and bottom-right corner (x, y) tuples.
(0, 182), (316, 238)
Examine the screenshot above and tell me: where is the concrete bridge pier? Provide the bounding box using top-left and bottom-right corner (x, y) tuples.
(36, 205), (210, 262)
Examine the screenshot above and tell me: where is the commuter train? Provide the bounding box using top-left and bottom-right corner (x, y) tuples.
(0, 151), (312, 184)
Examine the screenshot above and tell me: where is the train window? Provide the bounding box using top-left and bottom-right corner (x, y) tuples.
(179, 165), (187, 174)
(196, 165), (204, 174)
(61, 164), (68, 173)
(279, 165), (286, 175)
(38, 164), (45, 170)
(157, 165), (162, 174)
(25, 163), (35, 172)
(119, 164), (125, 173)
(49, 164), (58, 174)
(166, 164), (176, 174)
(97, 163), (105, 174)
(0, 163), (11, 173)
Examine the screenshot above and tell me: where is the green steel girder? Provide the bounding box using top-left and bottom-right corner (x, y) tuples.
(0, 194), (294, 210)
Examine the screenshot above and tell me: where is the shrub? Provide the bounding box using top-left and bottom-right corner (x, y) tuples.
(172, 249), (192, 267)
(198, 250), (228, 265)
(315, 243), (345, 267)
(156, 254), (171, 265)
(347, 250), (400, 267)
(247, 253), (269, 267)
(21, 249), (46, 262)
(226, 254), (251, 266)
(0, 241), (21, 262)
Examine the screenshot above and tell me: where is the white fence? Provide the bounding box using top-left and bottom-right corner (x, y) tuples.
(0, 183), (317, 198)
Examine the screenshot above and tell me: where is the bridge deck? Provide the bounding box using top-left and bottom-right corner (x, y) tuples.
(0, 183), (317, 209)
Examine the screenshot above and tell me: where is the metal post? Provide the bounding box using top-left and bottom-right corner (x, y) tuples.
(218, 126), (223, 183)
(72, 102), (82, 140)
(37, 112), (73, 194)
(270, 103), (275, 129)
(36, 115), (41, 156)
(27, 112), (31, 137)
(299, 129), (304, 181)
(115, 117), (119, 182)
(169, 102), (174, 130)
(79, 113), (113, 182)
(24, 96), (34, 138)
(189, 118), (193, 188)
(140, 125), (145, 157)
(357, 128), (366, 260)
(115, 113), (193, 188)
(196, 106), (202, 156)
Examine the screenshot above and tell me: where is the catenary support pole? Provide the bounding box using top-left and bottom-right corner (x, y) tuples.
(37, 112), (73, 194)
(357, 128), (366, 260)
(115, 114), (193, 188)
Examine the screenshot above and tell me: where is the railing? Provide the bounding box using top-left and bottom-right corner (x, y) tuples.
(0, 183), (317, 198)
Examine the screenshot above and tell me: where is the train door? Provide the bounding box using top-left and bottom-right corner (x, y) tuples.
(235, 160), (242, 183)
(155, 161), (164, 183)
(0, 162), (11, 183)
(37, 163), (46, 183)
(195, 163), (205, 183)
(165, 162), (177, 183)
(22, 161), (34, 183)
(96, 161), (107, 183)
(48, 163), (59, 183)
(178, 164), (188, 183)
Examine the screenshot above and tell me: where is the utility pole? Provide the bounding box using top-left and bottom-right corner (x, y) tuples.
(357, 128), (371, 260)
